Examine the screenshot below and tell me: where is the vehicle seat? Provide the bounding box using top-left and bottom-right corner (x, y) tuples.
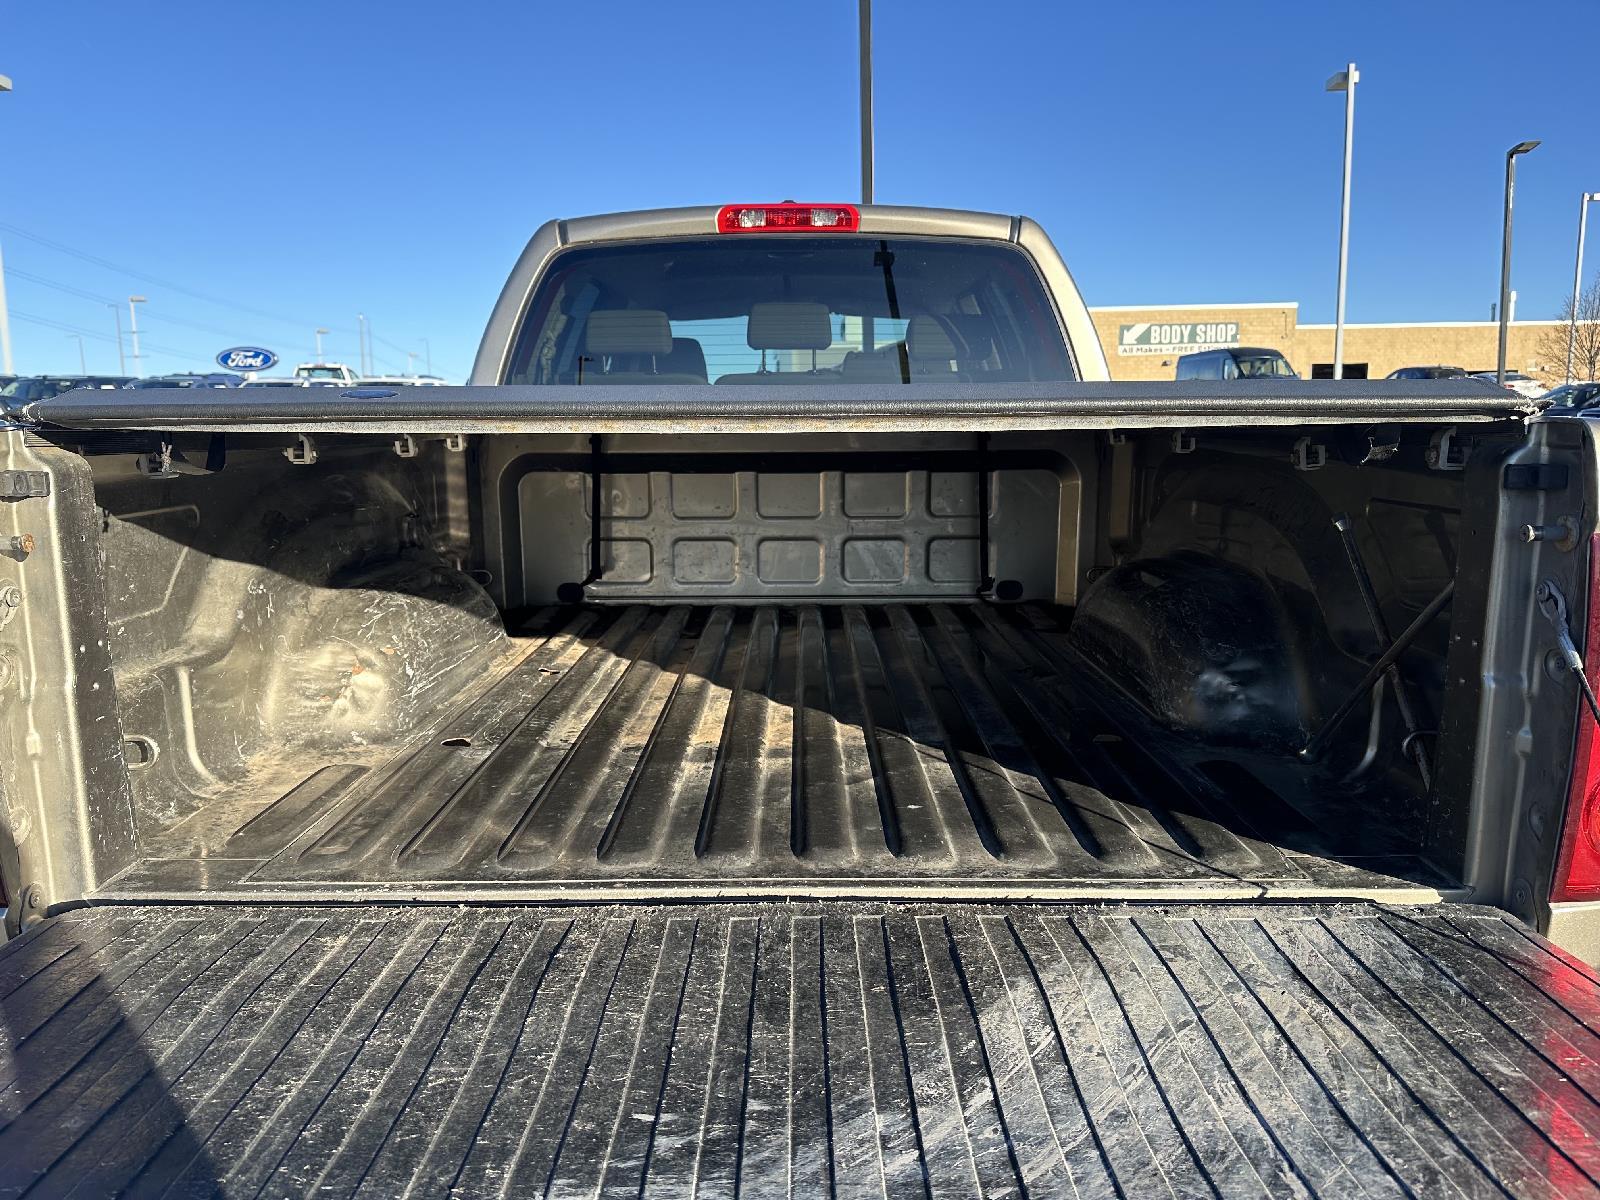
(579, 310), (705, 383)
(716, 301), (835, 384)
(905, 314), (967, 378)
(840, 346), (908, 382)
(660, 337), (708, 382)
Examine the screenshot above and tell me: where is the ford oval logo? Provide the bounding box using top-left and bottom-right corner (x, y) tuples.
(216, 346), (278, 372)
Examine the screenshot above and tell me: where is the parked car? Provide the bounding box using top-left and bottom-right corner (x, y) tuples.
(123, 372), (244, 389)
(294, 361), (360, 384)
(1175, 345), (1298, 379)
(1471, 369), (1547, 399)
(6, 201), (1600, 1193)
(241, 377), (309, 388)
(1387, 364), (1469, 379)
(1540, 380), (1600, 411)
(0, 374), (132, 404)
(357, 374), (448, 386)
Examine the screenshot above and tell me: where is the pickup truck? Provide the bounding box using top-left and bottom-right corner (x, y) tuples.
(3, 202), (1600, 1197)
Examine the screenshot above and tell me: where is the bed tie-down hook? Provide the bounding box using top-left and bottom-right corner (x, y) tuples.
(1536, 580), (1600, 727)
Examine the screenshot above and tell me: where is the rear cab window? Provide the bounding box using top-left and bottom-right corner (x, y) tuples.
(504, 236), (1075, 385)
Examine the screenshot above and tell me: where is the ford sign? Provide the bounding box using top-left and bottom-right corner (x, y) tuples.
(216, 346), (278, 372)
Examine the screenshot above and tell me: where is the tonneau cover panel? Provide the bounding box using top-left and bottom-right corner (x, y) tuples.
(2, 901), (1598, 1197)
(10, 378), (1533, 433)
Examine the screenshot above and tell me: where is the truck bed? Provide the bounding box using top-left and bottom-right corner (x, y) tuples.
(3, 900), (1598, 1197)
(99, 603), (1452, 902)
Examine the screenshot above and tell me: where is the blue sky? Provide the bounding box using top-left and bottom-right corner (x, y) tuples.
(3, 0), (1596, 378)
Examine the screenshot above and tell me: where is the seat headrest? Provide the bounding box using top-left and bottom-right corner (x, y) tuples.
(906, 315), (960, 363)
(586, 310), (673, 356)
(661, 337), (708, 382)
(747, 302), (832, 351)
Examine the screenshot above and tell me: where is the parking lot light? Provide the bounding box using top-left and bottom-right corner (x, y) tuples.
(107, 303), (125, 374)
(128, 295), (146, 377)
(1325, 64), (1358, 381)
(1569, 192), (1600, 384)
(1498, 141), (1541, 385)
(0, 75), (12, 93)
(315, 327), (330, 361)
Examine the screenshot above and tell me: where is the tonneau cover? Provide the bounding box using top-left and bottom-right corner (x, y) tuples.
(2, 901), (1598, 1197)
(8, 378), (1533, 433)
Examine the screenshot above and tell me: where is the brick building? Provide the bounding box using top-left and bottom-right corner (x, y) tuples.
(1088, 301), (1567, 384)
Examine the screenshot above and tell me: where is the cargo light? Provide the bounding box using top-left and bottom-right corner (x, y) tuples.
(1552, 535), (1600, 901)
(716, 203), (861, 234)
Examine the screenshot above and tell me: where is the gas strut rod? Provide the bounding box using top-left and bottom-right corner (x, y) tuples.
(1301, 579), (1455, 764)
(1331, 512), (1436, 786)
(1536, 580), (1600, 728)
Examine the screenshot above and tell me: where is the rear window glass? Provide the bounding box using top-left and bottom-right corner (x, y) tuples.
(503, 236), (1074, 385)
(1234, 354), (1295, 378)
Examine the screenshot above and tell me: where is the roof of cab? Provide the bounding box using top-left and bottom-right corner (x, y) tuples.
(554, 204), (1018, 246)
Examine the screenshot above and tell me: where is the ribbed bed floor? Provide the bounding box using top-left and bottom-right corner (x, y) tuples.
(3, 902), (1598, 1198)
(106, 603), (1450, 899)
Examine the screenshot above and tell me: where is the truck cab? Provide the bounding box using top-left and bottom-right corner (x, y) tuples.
(1175, 345), (1298, 379)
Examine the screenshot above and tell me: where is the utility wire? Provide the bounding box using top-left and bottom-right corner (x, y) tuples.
(10, 310), (213, 366)
(0, 220), (360, 337)
(9, 263), (333, 361)
(7, 268), (117, 306)
(4, 224), (455, 376)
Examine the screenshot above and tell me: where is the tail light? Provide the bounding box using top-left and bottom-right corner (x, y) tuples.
(1551, 536), (1600, 901)
(716, 204), (861, 233)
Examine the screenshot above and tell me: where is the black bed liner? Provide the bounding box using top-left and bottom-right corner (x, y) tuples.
(2, 901), (1599, 1198)
(102, 603), (1449, 902)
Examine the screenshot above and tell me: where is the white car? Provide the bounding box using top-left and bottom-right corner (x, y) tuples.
(356, 375), (448, 387)
(294, 362), (360, 385)
(1471, 370), (1546, 400)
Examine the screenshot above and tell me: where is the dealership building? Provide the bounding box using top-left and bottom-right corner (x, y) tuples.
(1086, 301), (1567, 383)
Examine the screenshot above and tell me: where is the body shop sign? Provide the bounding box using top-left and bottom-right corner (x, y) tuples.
(1118, 321), (1241, 356)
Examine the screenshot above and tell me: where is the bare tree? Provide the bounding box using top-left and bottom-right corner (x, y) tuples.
(1539, 272), (1600, 383)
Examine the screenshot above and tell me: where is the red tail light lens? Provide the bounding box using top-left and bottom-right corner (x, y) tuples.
(716, 204), (861, 234)
(1552, 536), (1600, 901)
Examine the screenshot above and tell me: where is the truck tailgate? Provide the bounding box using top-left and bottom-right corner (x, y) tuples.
(2, 902), (1598, 1198)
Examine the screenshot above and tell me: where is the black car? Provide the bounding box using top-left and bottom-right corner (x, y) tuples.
(124, 372), (244, 389)
(1540, 381), (1600, 411)
(0, 375), (133, 403)
(1386, 365), (1469, 380)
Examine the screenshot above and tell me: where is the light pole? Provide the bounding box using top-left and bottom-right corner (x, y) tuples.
(422, 337), (432, 376)
(406, 350), (418, 377)
(315, 327), (330, 362)
(1325, 63), (1358, 381)
(0, 79), (11, 374)
(107, 303), (125, 374)
(1498, 140), (1540, 385)
(0, 239), (13, 377)
(357, 313), (368, 375)
(66, 334), (84, 373)
(127, 295), (147, 377)
(859, 0), (873, 205)
(1568, 192), (1600, 384)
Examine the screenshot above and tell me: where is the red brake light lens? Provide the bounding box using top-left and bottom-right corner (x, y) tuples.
(1552, 535), (1600, 901)
(716, 203), (861, 234)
